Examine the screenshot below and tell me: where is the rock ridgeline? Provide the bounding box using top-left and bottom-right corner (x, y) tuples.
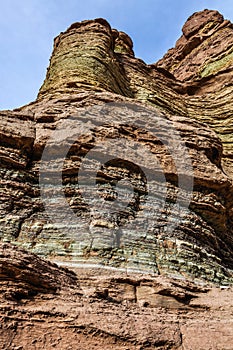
(0, 9), (233, 284)
(156, 9), (233, 178)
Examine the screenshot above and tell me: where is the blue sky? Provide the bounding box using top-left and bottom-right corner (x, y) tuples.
(0, 0), (232, 110)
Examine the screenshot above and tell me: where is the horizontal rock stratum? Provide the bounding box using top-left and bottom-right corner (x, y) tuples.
(0, 9), (233, 284)
(1, 243), (233, 349)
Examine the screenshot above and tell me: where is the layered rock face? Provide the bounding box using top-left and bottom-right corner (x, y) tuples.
(156, 9), (233, 178)
(0, 10), (233, 284)
(1, 243), (233, 350)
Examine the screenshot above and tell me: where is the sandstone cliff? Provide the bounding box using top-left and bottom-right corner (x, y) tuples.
(156, 9), (233, 178)
(1, 243), (233, 349)
(1, 9), (233, 350)
(0, 10), (233, 284)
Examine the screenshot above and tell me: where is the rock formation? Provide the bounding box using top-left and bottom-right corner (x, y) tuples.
(1, 8), (233, 349)
(1, 243), (233, 349)
(0, 10), (233, 285)
(156, 9), (233, 178)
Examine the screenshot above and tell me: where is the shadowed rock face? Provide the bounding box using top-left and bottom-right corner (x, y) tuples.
(0, 243), (78, 300)
(0, 10), (233, 283)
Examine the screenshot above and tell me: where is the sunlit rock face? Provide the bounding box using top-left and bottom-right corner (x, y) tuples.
(0, 10), (233, 283)
(156, 9), (233, 179)
(1, 242), (233, 350)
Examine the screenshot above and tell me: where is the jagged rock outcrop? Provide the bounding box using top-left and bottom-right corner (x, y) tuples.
(38, 10), (233, 181)
(156, 9), (233, 178)
(0, 243), (78, 301)
(0, 10), (233, 284)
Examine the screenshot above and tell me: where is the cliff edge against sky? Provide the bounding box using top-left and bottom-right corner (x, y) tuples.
(1, 9), (233, 349)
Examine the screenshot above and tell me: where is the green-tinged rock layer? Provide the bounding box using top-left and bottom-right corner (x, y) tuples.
(38, 19), (133, 99)
(156, 9), (233, 178)
(1, 10), (233, 283)
(39, 10), (233, 178)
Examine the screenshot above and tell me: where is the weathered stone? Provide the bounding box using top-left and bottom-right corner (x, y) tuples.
(0, 243), (78, 301)
(0, 11), (233, 285)
(1, 10), (233, 349)
(156, 9), (233, 178)
(38, 19), (133, 99)
(0, 243), (233, 349)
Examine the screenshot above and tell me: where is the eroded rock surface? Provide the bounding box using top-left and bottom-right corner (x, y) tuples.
(157, 9), (233, 178)
(0, 10), (233, 285)
(0, 243), (233, 350)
